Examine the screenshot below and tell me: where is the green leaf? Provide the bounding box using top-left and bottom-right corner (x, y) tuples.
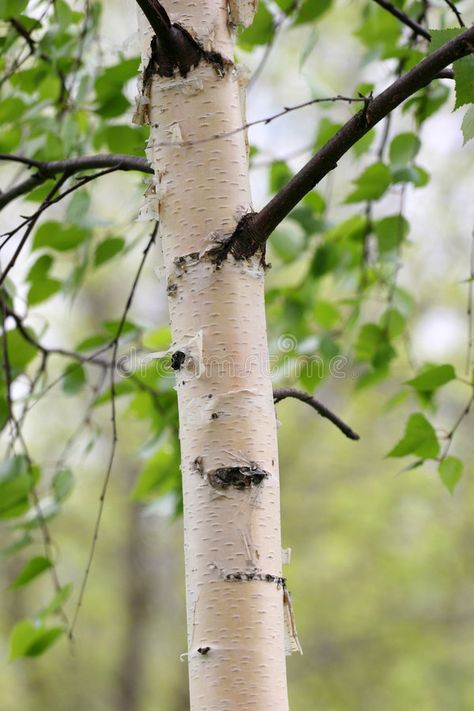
(95, 125), (147, 156)
(294, 0), (331, 25)
(438, 456), (463, 494)
(314, 118), (342, 151)
(430, 29), (474, 109)
(390, 164), (429, 187)
(311, 242), (339, 277)
(381, 308), (406, 339)
(356, 7), (401, 58)
(27, 278), (62, 306)
(389, 132), (421, 166)
(103, 319), (138, 339)
(0, 456), (35, 519)
(33, 221), (90, 252)
(52, 468), (75, 502)
(374, 215), (409, 252)
(27, 255), (53, 282)
(0, 0), (28, 19)
(132, 435), (180, 500)
(62, 363), (86, 395)
(387, 412), (440, 459)
(238, 1), (274, 48)
(10, 556), (53, 589)
(270, 221), (305, 263)
(313, 300), (340, 329)
(142, 326), (172, 350)
(0, 97), (27, 124)
(9, 620), (64, 660)
(274, 0), (296, 12)
(76, 333), (110, 351)
(66, 191), (91, 225)
(95, 57), (139, 118)
(345, 163), (391, 203)
(406, 364), (456, 392)
(270, 161), (293, 193)
(355, 323), (395, 368)
(462, 105), (474, 145)
(94, 237), (125, 267)
(4, 328), (38, 374)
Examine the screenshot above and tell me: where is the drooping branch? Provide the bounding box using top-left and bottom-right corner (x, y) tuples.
(69, 222), (158, 640)
(224, 26), (474, 260)
(0, 153), (152, 210)
(273, 388), (360, 441)
(372, 0), (431, 41)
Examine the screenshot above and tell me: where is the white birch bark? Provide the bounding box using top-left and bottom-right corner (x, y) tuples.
(136, 2), (290, 708)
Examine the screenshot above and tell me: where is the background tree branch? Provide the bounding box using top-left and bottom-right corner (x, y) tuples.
(273, 388), (360, 441)
(0, 154), (152, 211)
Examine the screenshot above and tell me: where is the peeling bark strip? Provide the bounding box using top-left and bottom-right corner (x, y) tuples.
(136, 1), (290, 709)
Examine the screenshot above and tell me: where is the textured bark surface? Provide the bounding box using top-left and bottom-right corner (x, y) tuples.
(136, 2), (289, 709)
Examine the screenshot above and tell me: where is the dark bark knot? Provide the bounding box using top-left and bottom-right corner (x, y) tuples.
(170, 350), (186, 370)
(197, 646), (211, 655)
(207, 465), (269, 490)
(224, 570), (286, 589)
(208, 212), (267, 266)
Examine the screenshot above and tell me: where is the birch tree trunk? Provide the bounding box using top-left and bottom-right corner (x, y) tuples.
(135, 2), (290, 708)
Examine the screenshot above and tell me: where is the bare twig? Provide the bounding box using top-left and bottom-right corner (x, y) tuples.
(0, 299), (110, 368)
(0, 166), (124, 273)
(442, 0), (465, 27)
(466, 228), (474, 375)
(0, 299), (70, 630)
(273, 387), (360, 440)
(68, 223), (158, 640)
(0, 174), (68, 286)
(372, 0), (431, 40)
(0, 153), (152, 211)
(439, 393), (474, 461)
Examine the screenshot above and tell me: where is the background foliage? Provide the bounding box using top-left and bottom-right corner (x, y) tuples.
(1, 0), (474, 709)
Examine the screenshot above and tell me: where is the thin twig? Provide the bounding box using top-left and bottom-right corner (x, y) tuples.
(0, 166), (122, 267)
(442, 0), (465, 27)
(0, 299), (70, 630)
(440, 393), (474, 460)
(273, 387), (360, 440)
(0, 299), (110, 367)
(68, 223), (158, 640)
(466, 228), (474, 375)
(372, 0), (431, 40)
(0, 174), (68, 286)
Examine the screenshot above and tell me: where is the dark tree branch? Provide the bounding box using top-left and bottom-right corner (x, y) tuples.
(0, 153), (152, 210)
(273, 388), (360, 441)
(136, 0), (202, 77)
(224, 26), (474, 260)
(372, 0), (431, 41)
